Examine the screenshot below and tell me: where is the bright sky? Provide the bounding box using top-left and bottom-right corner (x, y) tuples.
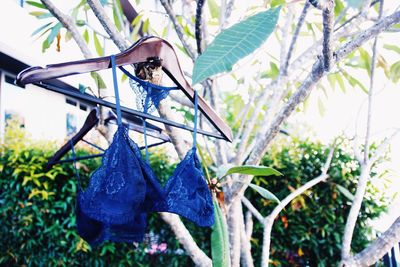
(1, 0), (399, 231)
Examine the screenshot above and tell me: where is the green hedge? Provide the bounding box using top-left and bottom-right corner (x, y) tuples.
(0, 124), (390, 266)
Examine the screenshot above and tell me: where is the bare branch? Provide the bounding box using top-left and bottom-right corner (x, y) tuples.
(364, 0), (384, 163)
(159, 0), (197, 61)
(195, 0), (205, 54)
(241, 197), (264, 223)
(160, 213), (212, 267)
(322, 0), (335, 71)
(341, 216), (400, 267)
(240, 214), (255, 267)
(282, 2), (310, 76)
(245, 210), (253, 241)
(40, 0), (93, 58)
(261, 146), (334, 266)
(227, 10), (400, 205)
(87, 0), (130, 51)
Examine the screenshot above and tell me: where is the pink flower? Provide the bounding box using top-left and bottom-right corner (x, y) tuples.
(158, 243), (167, 252)
(211, 178), (217, 185)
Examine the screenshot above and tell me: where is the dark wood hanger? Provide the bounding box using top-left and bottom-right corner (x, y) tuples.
(46, 107), (170, 170)
(16, 36), (233, 142)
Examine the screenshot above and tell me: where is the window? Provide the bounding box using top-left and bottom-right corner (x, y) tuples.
(66, 98), (77, 106)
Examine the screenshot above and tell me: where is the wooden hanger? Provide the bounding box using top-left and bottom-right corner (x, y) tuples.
(46, 107), (170, 169)
(16, 36), (233, 142)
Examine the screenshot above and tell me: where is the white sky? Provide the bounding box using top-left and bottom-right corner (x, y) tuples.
(1, 0), (399, 231)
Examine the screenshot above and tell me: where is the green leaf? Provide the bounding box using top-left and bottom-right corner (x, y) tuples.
(208, 0), (220, 19)
(90, 72), (107, 90)
(341, 69), (368, 93)
(29, 11), (46, 17)
(26, 1), (46, 9)
(336, 184), (354, 201)
(76, 20), (86, 27)
(78, 84), (86, 94)
(224, 165), (282, 177)
(113, 3), (122, 32)
(31, 22), (52, 37)
(93, 32), (104, 56)
(192, 7), (281, 84)
(389, 61), (400, 83)
(317, 98), (325, 116)
(248, 183), (280, 203)
(42, 22), (62, 53)
(83, 29), (89, 44)
(358, 47), (371, 74)
(211, 200), (230, 267)
(384, 44), (400, 54)
(270, 0), (285, 8)
(346, 0), (363, 8)
(142, 18), (150, 34)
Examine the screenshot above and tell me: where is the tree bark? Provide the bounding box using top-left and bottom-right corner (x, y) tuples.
(341, 216), (400, 267)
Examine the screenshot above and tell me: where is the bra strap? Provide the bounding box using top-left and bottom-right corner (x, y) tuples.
(69, 140), (82, 191)
(143, 86), (151, 162)
(110, 55), (122, 126)
(192, 90), (198, 149)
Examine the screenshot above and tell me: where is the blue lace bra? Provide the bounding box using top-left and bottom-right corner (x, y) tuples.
(71, 55), (214, 246)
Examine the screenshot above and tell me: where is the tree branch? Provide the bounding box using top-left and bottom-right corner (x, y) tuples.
(160, 213), (212, 267)
(363, 0), (384, 163)
(282, 1), (310, 76)
(322, 0), (334, 71)
(241, 197), (264, 223)
(341, 216), (400, 267)
(159, 0), (197, 61)
(40, 0), (93, 58)
(261, 146), (334, 266)
(226, 10), (400, 205)
(195, 0), (205, 55)
(240, 214), (255, 267)
(87, 0), (130, 51)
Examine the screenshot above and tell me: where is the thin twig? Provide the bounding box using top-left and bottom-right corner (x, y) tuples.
(363, 0), (384, 163)
(159, 0), (197, 61)
(261, 146), (335, 266)
(282, 2), (310, 76)
(241, 197), (264, 223)
(195, 0), (205, 54)
(87, 0), (130, 50)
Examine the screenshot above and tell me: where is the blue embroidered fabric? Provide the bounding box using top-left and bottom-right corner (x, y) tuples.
(71, 55), (214, 246)
(121, 68), (215, 227)
(71, 55), (147, 246)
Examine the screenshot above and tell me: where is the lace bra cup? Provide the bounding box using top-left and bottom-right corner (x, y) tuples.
(71, 55), (148, 246)
(79, 126), (146, 225)
(76, 198), (147, 246)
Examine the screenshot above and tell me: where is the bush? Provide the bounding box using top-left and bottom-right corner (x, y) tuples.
(246, 137), (390, 266)
(0, 123), (390, 266)
(0, 122), (209, 267)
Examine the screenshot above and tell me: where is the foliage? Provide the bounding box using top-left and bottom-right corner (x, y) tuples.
(0, 123), (390, 266)
(246, 137), (390, 266)
(0, 124), (210, 267)
(192, 7), (281, 84)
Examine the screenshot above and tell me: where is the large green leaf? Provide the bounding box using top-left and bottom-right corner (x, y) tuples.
(248, 183), (280, 203)
(224, 165), (282, 177)
(211, 199), (230, 267)
(192, 7), (281, 84)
